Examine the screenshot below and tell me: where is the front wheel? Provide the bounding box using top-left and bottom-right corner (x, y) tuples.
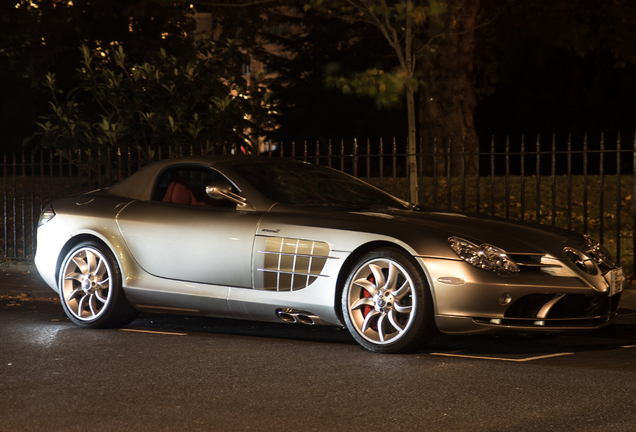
(342, 248), (436, 353)
(58, 241), (138, 328)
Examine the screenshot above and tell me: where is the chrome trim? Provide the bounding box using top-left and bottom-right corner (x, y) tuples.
(516, 263), (562, 268)
(564, 247), (598, 275)
(478, 315), (605, 322)
(536, 294), (566, 319)
(584, 235), (617, 268)
(258, 250), (340, 260)
(257, 268), (329, 278)
(276, 308), (328, 325)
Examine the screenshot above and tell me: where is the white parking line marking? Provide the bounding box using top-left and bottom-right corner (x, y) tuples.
(622, 345), (636, 349)
(429, 352), (573, 362)
(121, 329), (187, 336)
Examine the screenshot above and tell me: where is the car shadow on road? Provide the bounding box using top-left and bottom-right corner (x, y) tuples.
(420, 308), (636, 359)
(121, 308), (636, 357)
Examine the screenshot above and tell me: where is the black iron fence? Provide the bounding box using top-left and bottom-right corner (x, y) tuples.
(2, 134), (635, 279)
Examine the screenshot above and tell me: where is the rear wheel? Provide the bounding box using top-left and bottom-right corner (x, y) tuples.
(342, 248), (436, 353)
(59, 241), (138, 328)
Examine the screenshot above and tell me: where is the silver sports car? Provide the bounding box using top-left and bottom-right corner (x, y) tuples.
(35, 155), (624, 353)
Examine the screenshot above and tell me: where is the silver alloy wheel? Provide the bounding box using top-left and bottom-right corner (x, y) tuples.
(61, 247), (113, 321)
(346, 258), (416, 344)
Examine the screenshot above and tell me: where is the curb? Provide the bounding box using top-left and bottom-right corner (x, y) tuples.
(0, 261), (37, 273)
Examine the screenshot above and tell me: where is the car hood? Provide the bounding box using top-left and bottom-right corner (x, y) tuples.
(269, 205), (583, 259)
(353, 208), (581, 257)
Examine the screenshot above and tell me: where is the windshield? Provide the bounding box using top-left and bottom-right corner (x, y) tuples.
(227, 159), (407, 209)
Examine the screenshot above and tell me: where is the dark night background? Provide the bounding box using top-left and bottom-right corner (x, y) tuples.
(1, 0), (636, 154)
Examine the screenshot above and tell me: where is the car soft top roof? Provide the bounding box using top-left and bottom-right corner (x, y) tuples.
(106, 155), (266, 200)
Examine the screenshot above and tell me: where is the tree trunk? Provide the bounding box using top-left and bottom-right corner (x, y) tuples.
(419, 0), (480, 178)
(405, 0), (418, 204)
(406, 82), (418, 204)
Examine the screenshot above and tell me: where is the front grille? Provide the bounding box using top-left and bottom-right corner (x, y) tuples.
(505, 292), (621, 319)
(508, 253), (564, 274)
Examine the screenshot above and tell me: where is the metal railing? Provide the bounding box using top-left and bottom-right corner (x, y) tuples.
(2, 134), (635, 279)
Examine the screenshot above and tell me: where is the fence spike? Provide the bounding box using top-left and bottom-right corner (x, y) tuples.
(0, 135), (632, 274)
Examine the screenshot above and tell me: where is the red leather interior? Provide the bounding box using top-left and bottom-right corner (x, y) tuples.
(162, 177), (200, 205)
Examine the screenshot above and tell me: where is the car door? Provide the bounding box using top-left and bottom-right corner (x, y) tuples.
(115, 164), (262, 288)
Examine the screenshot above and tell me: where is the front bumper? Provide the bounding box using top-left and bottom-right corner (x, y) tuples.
(34, 217), (71, 293)
(419, 256), (623, 334)
(436, 306), (619, 334)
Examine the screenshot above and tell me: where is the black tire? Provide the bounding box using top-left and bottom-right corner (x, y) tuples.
(342, 248), (436, 353)
(58, 241), (139, 328)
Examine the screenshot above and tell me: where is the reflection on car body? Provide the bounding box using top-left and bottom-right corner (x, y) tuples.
(35, 156), (624, 353)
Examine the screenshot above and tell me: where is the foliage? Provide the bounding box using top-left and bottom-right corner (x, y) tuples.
(325, 65), (419, 109)
(4, 0), (194, 85)
(28, 34), (275, 156)
(306, 0), (429, 109)
(195, 1), (419, 140)
(254, 4), (405, 142)
(1, 0), (196, 151)
(305, 0), (436, 203)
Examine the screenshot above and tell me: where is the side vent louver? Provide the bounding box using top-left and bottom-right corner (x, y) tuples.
(257, 237), (335, 291)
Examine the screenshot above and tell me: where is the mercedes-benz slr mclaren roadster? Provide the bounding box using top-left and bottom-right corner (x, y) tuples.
(35, 156), (624, 353)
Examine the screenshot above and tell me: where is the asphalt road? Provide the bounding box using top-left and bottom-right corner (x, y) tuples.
(2, 268), (636, 432)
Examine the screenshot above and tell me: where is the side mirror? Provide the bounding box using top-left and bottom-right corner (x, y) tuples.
(205, 181), (248, 206)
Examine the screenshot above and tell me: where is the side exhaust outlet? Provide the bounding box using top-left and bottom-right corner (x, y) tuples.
(276, 308), (325, 325)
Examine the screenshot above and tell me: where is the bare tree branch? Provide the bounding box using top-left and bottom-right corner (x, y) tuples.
(420, 0), (513, 51)
(342, 0), (410, 72)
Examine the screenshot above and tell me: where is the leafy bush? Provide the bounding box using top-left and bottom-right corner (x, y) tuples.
(29, 33), (274, 158)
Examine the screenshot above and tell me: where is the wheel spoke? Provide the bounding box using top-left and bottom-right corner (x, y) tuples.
(85, 250), (97, 275)
(385, 263), (397, 291)
(377, 313), (388, 342)
(71, 256), (89, 276)
(94, 257), (106, 279)
(353, 278), (377, 296)
(361, 310), (379, 333)
(95, 289), (108, 303)
(59, 245), (129, 325)
(393, 280), (411, 300)
(67, 288), (84, 302)
(88, 294), (99, 317)
(77, 294), (88, 317)
(64, 272), (84, 283)
(346, 253), (425, 351)
(394, 303), (412, 314)
(351, 297), (374, 310)
(369, 264), (386, 290)
(388, 310), (405, 333)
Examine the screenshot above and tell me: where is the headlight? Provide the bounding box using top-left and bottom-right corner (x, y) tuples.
(448, 237), (519, 273)
(584, 236), (615, 268)
(38, 205), (56, 226)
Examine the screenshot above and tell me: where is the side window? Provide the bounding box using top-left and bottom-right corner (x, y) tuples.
(152, 165), (238, 208)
